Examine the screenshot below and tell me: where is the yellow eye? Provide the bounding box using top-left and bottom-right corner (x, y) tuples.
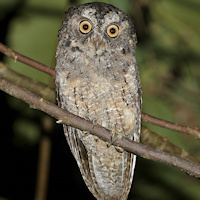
(107, 24), (119, 38)
(79, 20), (92, 34)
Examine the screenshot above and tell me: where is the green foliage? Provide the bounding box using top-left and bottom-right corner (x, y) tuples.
(4, 0), (67, 84)
(79, 0), (130, 12)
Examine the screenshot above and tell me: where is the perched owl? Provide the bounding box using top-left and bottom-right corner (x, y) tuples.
(55, 2), (142, 200)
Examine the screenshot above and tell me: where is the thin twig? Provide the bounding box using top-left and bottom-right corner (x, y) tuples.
(142, 113), (200, 139)
(0, 77), (200, 178)
(0, 42), (55, 77)
(0, 63), (56, 102)
(141, 127), (200, 165)
(0, 43), (199, 138)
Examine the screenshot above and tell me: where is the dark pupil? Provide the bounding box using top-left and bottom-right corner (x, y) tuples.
(83, 24), (89, 30)
(110, 28), (116, 34)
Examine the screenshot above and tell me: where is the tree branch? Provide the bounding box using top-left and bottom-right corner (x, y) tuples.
(0, 42), (199, 139)
(0, 62), (56, 102)
(0, 77), (200, 178)
(1, 63), (199, 165)
(0, 42), (55, 77)
(142, 113), (200, 139)
(142, 127), (200, 164)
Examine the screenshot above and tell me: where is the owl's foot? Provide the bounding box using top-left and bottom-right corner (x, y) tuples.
(115, 146), (124, 153)
(107, 131), (124, 153)
(110, 130), (122, 144)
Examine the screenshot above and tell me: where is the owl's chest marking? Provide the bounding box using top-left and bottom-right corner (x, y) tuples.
(58, 64), (139, 136)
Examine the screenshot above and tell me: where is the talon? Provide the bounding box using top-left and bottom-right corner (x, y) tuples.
(106, 130), (123, 148)
(111, 138), (119, 145)
(106, 133), (114, 148)
(56, 120), (63, 124)
(111, 130), (122, 145)
(106, 142), (111, 148)
(115, 146), (124, 153)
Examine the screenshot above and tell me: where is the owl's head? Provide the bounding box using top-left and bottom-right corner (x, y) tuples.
(58, 2), (137, 53)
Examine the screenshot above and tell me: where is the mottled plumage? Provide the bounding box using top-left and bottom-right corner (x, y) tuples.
(55, 2), (142, 200)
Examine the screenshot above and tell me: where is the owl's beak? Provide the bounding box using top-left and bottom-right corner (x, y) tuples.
(94, 40), (104, 51)
(92, 35), (104, 51)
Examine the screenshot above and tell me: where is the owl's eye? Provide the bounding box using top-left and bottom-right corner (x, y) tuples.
(107, 25), (119, 38)
(79, 20), (92, 34)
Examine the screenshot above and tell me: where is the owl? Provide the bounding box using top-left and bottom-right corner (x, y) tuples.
(55, 2), (142, 200)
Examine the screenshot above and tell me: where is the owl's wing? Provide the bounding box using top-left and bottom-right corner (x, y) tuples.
(63, 125), (101, 199)
(64, 125), (136, 200)
(56, 89), (101, 198)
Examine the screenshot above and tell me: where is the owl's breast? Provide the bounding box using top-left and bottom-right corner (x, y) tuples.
(57, 67), (140, 140)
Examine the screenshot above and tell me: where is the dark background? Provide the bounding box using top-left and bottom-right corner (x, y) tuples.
(0, 0), (200, 199)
